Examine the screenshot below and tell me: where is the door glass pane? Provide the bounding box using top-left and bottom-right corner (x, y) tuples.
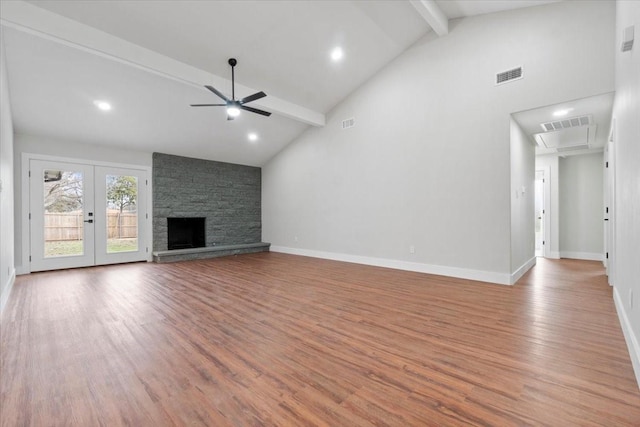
(43, 170), (84, 257)
(106, 175), (138, 253)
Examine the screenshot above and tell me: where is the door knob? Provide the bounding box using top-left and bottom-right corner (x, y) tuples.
(84, 219), (94, 224)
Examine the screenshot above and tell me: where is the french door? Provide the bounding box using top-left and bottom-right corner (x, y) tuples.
(29, 159), (148, 272)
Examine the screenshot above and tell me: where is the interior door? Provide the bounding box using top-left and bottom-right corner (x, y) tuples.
(30, 160), (95, 271)
(604, 139), (615, 283)
(30, 160), (148, 272)
(534, 170), (545, 257)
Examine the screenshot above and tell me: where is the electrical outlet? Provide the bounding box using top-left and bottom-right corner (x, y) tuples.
(409, 245), (415, 254)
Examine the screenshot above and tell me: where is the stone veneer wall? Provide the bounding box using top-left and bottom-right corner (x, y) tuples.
(152, 152), (261, 252)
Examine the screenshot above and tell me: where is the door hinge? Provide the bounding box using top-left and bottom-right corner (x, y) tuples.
(146, 179), (148, 185)
(606, 207), (609, 213)
(146, 213), (148, 219)
(28, 213), (31, 220)
(29, 255), (31, 262)
(28, 170), (31, 178)
(543, 241), (545, 245)
(606, 252), (609, 259)
(542, 209), (545, 214)
(146, 247), (149, 253)
(606, 161), (609, 168)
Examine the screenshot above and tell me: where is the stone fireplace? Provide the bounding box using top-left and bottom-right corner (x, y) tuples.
(152, 153), (269, 262)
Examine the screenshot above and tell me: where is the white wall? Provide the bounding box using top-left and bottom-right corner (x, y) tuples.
(559, 153), (604, 260)
(612, 0), (640, 388)
(0, 29), (16, 315)
(263, 1), (615, 284)
(510, 117), (535, 280)
(13, 134), (152, 273)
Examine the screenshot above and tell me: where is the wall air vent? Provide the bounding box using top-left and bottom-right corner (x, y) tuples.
(496, 66), (523, 85)
(540, 115), (591, 132)
(342, 118), (355, 129)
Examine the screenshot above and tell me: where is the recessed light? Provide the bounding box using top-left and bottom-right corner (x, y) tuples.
(330, 47), (344, 62)
(93, 100), (111, 111)
(248, 133), (258, 142)
(553, 108), (573, 117)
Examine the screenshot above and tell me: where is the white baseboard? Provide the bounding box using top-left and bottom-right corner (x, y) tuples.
(510, 256), (536, 285)
(0, 268), (16, 318)
(560, 251), (604, 261)
(614, 287), (640, 390)
(270, 246), (512, 285)
(548, 251), (560, 259)
(15, 264), (29, 275)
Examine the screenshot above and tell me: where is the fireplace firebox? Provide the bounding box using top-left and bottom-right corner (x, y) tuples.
(167, 217), (205, 250)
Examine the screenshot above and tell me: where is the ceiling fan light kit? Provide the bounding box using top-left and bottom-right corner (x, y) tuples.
(190, 58), (271, 120)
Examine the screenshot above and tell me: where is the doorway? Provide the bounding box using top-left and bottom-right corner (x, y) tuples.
(29, 159), (148, 272)
(604, 136), (615, 284)
(534, 169), (545, 257)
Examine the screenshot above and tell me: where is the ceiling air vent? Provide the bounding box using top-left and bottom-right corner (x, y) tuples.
(496, 66), (523, 85)
(557, 145), (589, 152)
(541, 115), (591, 132)
(342, 118), (355, 129)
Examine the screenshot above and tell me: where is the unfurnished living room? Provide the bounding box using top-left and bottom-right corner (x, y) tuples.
(0, 0), (639, 425)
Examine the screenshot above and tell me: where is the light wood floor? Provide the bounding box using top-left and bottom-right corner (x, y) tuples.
(1, 253), (639, 426)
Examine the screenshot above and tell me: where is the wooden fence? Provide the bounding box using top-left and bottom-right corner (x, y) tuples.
(44, 212), (137, 241)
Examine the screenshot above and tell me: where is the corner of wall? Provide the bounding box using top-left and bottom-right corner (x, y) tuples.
(0, 268), (15, 317)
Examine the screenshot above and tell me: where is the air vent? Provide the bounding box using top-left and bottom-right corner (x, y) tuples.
(541, 115), (591, 132)
(342, 118), (355, 129)
(557, 144), (589, 152)
(496, 66), (523, 85)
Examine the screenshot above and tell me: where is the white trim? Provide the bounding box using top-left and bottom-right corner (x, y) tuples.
(409, 0), (449, 36)
(548, 251), (560, 259)
(559, 251), (604, 261)
(614, 287), (640, 390)
(510, 256), (536, 285)
(0, 268), (16, 317)
(270, 246), (512, 285)
(19, 152), (153, 275)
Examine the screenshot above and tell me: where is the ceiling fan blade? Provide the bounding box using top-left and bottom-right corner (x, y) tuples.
(239, 91), (266, 104)
(205, 85), (229, 102)
(190, 104), (227, 107)
(240, 105), (272, 117)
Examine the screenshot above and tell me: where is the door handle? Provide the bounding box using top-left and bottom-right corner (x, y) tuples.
(84, 219), (94, 224)
(604, 218), (609, 221)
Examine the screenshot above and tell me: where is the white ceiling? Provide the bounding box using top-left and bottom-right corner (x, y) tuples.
(512, 92), (615, 156)
(1, 0), (564, 166)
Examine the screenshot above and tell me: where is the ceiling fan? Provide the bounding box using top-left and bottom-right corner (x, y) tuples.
(190, 58), (271, 120)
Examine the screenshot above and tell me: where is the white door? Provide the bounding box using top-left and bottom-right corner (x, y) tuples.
(30, 160), (148, 272)
(94, 166), (147, 265)
(534, 170), (545, 257)
(604, 139), (615, 283)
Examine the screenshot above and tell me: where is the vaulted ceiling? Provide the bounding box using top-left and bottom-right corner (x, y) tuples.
(1, 0), (561, 166)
